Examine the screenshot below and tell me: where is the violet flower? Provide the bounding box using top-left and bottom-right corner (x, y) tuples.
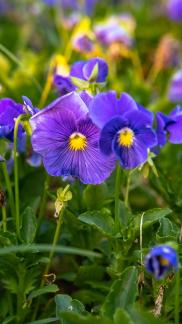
(156, 106), (182, 148)
(30, 92), (115, 184)
(54, 57), (108, 95)
(145, 245), (178, 280)
(0, 98), (25, 141)
(89, 91), (156, 169)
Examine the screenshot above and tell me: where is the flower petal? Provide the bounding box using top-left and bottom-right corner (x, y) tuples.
(99, 116), (127, 155)
(30, 92), (88, 127)
(112, 134), (148, 169)
(83, 57), (108, 82)
(70, 61), (86, 80)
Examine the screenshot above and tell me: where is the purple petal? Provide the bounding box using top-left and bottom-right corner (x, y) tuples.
(113, 134), (148, 169)
(31, 109), (77, 156)
(167, 115), (182, 143)
(30, 92), (88, 126)
(83, 58), (108, 82)
(70, 61), (86, 80)
(53, 75), (76, 95)
(42, 116), (115, 184)
(100, 116), (128, 155)
(79, 91), (93, 107)
(22, 96), (39, 115)
(89, 91), (138, 129)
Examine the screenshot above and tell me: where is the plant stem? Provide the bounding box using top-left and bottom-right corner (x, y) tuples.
(44, 208), (64, 277)
(1, 162), (15, 219)
(38, 174), (50, 227)
(32, 208), (64, 321)
(2, 206), (7, 231)
(125, 170), (132, 209)
(175, 269), (180, 324)
(115, 164), (122, 229)
(13, 115), (23, 239)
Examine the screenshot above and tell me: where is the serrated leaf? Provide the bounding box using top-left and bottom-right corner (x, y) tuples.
(78, 210), (115, 236)
(55, 294), (86, 323)
(20, 207), (37, 244)
(134, 208), (172, 233)
(28, 284), (59, 300)
(102, 266), (138, 318)
(156, 218), (179, 243)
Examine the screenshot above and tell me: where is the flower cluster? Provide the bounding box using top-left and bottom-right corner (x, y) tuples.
(1, 57), (182, 184)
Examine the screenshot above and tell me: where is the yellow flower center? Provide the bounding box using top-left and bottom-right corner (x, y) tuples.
(118, 127), (134, 147)
(159, 257), (170, 267)
(69, 132), (87, 151)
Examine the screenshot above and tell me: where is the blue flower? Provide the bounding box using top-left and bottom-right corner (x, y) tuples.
(156, 106), (182, 148)
(0, 98), (25, 141)
(89, 91), (156, 169)
(30, 92), (115, 184)
(145, 245), (178, 279)
(54, 57), (108, 95)
(22, 96), (39, 116)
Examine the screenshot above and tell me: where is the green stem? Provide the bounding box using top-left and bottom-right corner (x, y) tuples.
(32, 208), (64, 321)
(13, 115), (23, 239)
(38, 175), (50, 226)
(2, 206), (7, 231)
(175, 269), (180, 324)
(124, 170), (132, 209)
(44, 208), (64, 277)
(115, 164), (122, 229)
(1, 162), (15, 219)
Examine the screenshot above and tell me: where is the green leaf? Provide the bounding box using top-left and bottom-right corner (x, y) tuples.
(114, 308), (133, 324)
(75, 264), (105, 285)
(0, 244), (101, 258)
(83, 184), (108, 210)
(28, 284), (59, 300)
(102, 266), (138, 318)
(134, 208), (172, 233)
(70, 77), (89, 89)
(20, 207), (37, 244)
(78, 210), (115, 236)
(156, 218), (179, 243)
(60, 312), (113, 324)
(26, 318), (59, 324)
(55, 294), (86, 324)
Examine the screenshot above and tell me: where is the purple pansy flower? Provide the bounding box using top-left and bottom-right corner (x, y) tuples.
(156, 106), (182, 147)
(166, 0), (182, 22)
(53, 75), (76, 96)
(145, 245), (178, 280)
(89, 91), (156, 169)
(30, 92), (115, 184)
(72, 35), (94, 53)
(54, 57), (108, 95)
(94, 15), (134, 47)
(0, 98), (25, 141)
(168, 70), (182, 103)
(70, 58), (108, 83)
